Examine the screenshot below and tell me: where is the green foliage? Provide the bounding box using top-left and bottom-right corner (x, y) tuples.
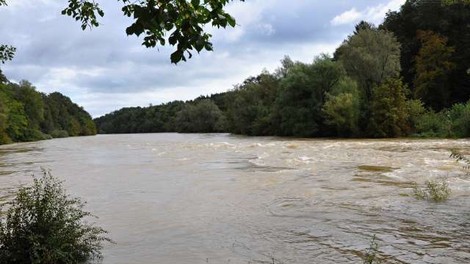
(62, 0), (243, 63)
(42, 92), (97, 137)
(309, 54), (348, 105)
(363, 235), (381, 264)
(414, 110), (451, 137)
(413, 100), (470, 138)
(322, 91), (360, 137)
(0, 170), (109, 264)
(275, 63), (322, 137)
(413, 30), (455, 110)
(0, 70), (8, 84)
(406, 99), (427, 134)
(412, 179), (451, 202)
(15, 81), (45, 131)
(0, 0), (14, 63)
(336, 26), (401, 101)
(0, 45), (15, 64)
(62, 0), (104, 29)
(447, 102), (470, 137)
(5, 99), (29, 142)
(368, 78), (410, 137)
(175, 99), (225, 133)
(442, 0), (470, 5)
(382, 1), (470, 109)
(94, 101), (185, 134)
(50, 130), (69, 139)
(225, 73), (279, 135)
(272, 56), (350, 137)
(0, 79), (96, 145)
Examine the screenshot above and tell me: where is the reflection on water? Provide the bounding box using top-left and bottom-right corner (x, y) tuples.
(0, 134), (469, 263)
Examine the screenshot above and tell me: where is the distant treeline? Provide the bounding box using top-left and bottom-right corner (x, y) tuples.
(96, 1), (470, 138)
(0, 72), (96, 144)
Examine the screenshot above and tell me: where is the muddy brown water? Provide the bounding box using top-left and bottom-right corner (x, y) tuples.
(0, 134), (469, 263)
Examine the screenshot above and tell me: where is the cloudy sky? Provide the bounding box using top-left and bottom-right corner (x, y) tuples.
(0, 0), (405, 117)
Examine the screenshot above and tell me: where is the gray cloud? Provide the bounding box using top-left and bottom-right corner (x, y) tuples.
(0, 0), (403, 117)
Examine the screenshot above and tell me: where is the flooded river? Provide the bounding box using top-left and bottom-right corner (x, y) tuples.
(0, 134), (469, 263)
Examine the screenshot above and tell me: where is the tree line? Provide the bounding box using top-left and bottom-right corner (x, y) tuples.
(0, 71), (96, 144)
(96, 0), (470, 138)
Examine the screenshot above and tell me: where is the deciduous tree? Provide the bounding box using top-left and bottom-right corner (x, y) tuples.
(175, 99), (225, 132)
(368, 78), (409, 137)
(413, 30), (455, 110)
(336, 26), (401, 101)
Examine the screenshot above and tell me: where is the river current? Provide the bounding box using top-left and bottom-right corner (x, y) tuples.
(0, 133), (469, 263)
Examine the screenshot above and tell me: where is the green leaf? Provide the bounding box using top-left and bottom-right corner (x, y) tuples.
(170, 51), (183, 64)
(226, 15), (236, 27)
(191, 0), (201, 7)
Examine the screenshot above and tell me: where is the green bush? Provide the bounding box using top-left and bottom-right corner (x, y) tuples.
(24, 129), (51, 141)
(448, 102), (470, 137)
(0, 171), (109, 264)
(412, 179), (451, 202)
(414, 111), (451, 137)
(50, 129), (69, 138)
(414, 101), (470, 138)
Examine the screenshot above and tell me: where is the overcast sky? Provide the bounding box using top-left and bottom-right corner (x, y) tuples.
(0, 0), (405, 117)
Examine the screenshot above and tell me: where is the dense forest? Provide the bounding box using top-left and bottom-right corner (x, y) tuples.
(0, 71), (96, 144)
(95, 0), (470, 138)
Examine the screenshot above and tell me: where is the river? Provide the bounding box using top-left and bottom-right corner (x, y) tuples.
(0, 134), (469, 263)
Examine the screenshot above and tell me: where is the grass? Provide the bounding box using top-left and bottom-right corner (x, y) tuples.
(412, 178), (451, 202)
(363, 235), (381, 264)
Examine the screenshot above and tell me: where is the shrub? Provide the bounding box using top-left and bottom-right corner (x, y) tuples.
(448, 102), (470, 137)
(50, 129), (69, 138)
(363, 235), (381, 264)
(24, 129), (51, 141)
(0, 170), (109, 264)
(414, 110), (451, 137)
(412, 179), (451, 202)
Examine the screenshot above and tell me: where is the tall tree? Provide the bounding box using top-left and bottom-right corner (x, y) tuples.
(274, 62), (324, 137)
(225, 73), (279, 135)
(368, 78), (410, 137)
(175, 99), (225, 133)
(382, 0), (470, 107)
(321, 77), (360, 137)
(336, 26), (402, 101)
(413, 30), (455, 110)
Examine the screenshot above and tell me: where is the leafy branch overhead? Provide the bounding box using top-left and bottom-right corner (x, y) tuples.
(0, 2), (15, 63)
(0, 45), (16, 64)
(62, 0), (243, 63)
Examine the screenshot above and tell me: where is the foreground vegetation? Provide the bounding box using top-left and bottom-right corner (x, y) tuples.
(0, 171), (109, 264)
(0, 72), (96, 145)
(95, 1), (470, 139)
(412, 179), (452, 202)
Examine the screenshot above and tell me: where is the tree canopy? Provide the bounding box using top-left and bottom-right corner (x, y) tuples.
(93, 1), (470, 139)
(4, 0), (470, 140)
(0, 79), (96, 144)
(381, 0), (470, 110)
